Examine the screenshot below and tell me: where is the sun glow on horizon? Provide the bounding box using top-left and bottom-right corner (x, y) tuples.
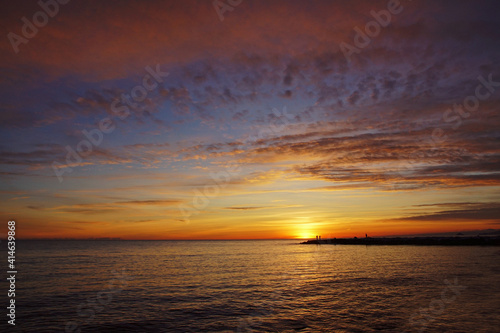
(294, 227), (317, 240)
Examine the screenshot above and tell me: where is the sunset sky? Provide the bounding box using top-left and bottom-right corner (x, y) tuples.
(1, 0), (499, 239)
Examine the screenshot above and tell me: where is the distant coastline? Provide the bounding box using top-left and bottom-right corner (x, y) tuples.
(301, 236), (500, 246)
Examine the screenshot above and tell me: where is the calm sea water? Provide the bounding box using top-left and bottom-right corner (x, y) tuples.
(2, 240), (500, 332)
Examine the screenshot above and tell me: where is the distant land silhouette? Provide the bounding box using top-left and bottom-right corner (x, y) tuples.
(301, 236), (500, 246)
(384, 229), (500, 238)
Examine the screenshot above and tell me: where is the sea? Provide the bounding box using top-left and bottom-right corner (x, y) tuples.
(2, 240), (500, 332)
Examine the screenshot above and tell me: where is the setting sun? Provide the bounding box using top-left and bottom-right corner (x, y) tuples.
(295, 232), (315, 240)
